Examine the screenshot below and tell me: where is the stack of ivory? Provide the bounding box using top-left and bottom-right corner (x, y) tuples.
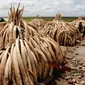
(0, 4), (64, 85)
(40, 13), (79, 46)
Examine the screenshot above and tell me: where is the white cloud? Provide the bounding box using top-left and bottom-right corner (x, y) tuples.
(0, 0), (84, 17)
(75, 5), (85, 10)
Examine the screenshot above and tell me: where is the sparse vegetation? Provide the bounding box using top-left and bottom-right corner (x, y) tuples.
(23, 17), (78, 22)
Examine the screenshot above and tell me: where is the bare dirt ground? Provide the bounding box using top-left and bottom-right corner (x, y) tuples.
(56, 40), (85, 85)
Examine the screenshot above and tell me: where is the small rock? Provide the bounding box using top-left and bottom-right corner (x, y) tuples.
(76, 53), (79, 55)
(81, 43), (85, 46)
(38, 83), (45, 85)
(75, 84), (79, 85)
(79, 66), (83, 69)
(65, 76), (71, 80)
(83, 63), (85, 67)
(73, 73), (79, 76)
(72, 79), (76, 83)
(80, 80), (85, 84)
(73, 58), (76, 61)
(77, 76), (82, 79)
(82, 76), (85, 81)
(81, 67), (85, 71)
(79, 62), (83, 65)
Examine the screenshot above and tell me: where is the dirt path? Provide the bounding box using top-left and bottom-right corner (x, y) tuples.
(75, 40), (85, 60)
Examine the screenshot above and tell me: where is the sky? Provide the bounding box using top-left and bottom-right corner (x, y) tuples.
(0, 0), (85, 17)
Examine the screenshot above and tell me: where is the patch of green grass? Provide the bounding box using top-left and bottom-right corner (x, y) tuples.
(23, 17), (35, 22)
(23, 17), (78, 22)
(62, 17), (77, 22)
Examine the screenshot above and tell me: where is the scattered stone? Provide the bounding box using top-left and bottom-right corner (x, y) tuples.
(80, 81), (85, 85)
(56, 45), (85, 85)
(76, 53), (79, 55)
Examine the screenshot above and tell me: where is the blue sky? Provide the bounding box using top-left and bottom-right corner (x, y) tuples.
(74, 0), (80, 6)
(0, 0), (85, 17)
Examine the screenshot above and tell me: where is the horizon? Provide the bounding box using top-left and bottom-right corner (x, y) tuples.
(2, 16), (83, 18)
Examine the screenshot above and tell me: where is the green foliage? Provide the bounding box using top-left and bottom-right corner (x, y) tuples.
(62, 17), (77, 22)
(23, 17), (34, 22)
(23, 17), (78, 22)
